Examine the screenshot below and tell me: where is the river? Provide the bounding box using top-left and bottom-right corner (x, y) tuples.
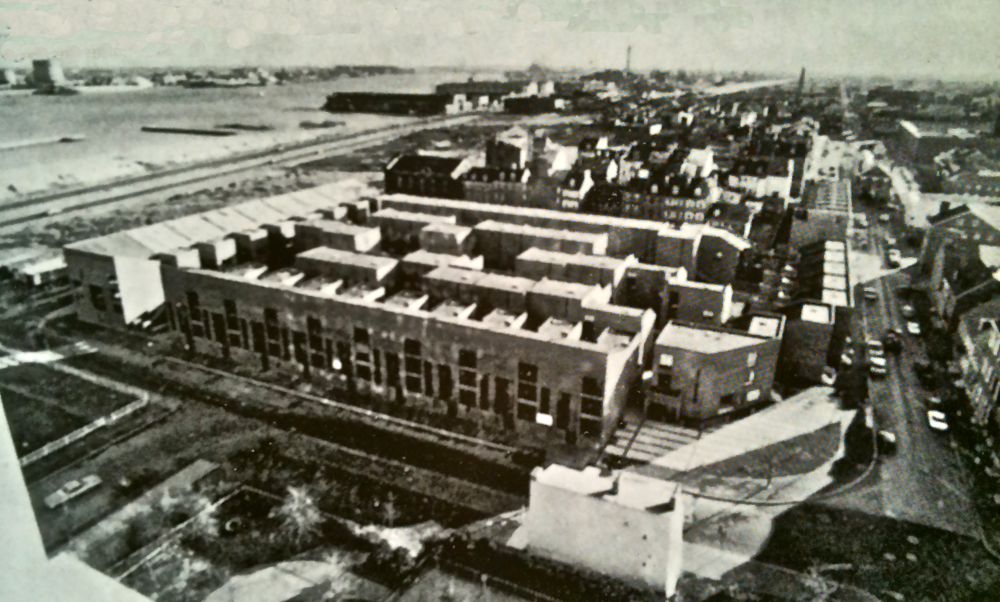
(0, 69), (488, 203)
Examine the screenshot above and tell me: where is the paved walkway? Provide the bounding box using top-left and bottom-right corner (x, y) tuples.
(645, 387), (853, 473)
(0, 340), (96, 370)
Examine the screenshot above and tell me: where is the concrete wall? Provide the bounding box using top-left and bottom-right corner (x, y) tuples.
(66, 248), (164, 328)
(526, 472), (684, 596)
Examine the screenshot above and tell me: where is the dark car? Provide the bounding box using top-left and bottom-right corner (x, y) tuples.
(884, 329), (902, 353)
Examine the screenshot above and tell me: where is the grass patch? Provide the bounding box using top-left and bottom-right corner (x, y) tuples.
(0, 363), (135, 418)
(755, 503), (1000, 601)
(685, 422), (844, 481)
(0, 387), (88, 456)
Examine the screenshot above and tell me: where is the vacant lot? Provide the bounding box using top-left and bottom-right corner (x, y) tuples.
(0, 363), (134, 418)
(756, 503), (1000, 601)
(0, 387), (88, 456)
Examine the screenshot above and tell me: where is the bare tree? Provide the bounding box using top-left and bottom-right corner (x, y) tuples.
(272, 485), (323, 545)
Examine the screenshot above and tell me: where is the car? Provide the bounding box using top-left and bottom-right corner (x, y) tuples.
(886, 248), (901, 268)
(44, 475), (103, 510)
(926, 410), (949, 432)
(901, 303), (916, 319)
(884, 329), (902, 353)
(906, 321), (922, 336)
(878, 430), (898, 455)
(885, 235), (898, 247)
(866, 338), (885, 358)
(927, 395), (943, 406)
(840, 346), (856, 367)
(879, 212), (891, 224)
(869, 362), (887, 378)
(821, 366), (838, 385)
(863, 287), (879, 301)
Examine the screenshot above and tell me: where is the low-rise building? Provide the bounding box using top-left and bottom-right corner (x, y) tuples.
(384, 154), (471, 199)
(647, 314), (784, 423)
(956, 300), (1000, 430)
(462, 167), (531, 206)
(525, 464), (684, 598)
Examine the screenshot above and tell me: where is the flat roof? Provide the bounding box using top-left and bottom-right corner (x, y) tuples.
(533, 465), (678, 512)
(656, 322), (766, 354)
(478, 272), (534, 293)
(482, 308), (520, 329)
(371, 208), (457, 224)
(822, 289), (851, 308)
(531, 277), (600, 299)
(800, 303), (832, 324)
(296, 219), (374, 235)
(517, 247), (626, 270)
(381, 193), (664, 233)
(425, 265), (484, 285)
(747, 315), (783, 338)
(296, 247), (398, 271)
(474, 219), (608, 243)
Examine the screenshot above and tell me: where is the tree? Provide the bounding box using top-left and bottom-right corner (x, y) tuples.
(271, 485), (323, 546)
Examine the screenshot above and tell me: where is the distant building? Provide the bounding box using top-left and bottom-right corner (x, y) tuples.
(526, 465), (684, 598)
(930, 241), (1000, 325)
(897, 120), (981, 165)
(462, 167), (531, 206)
(557, 169), (595, 210)
(1, 68), (21, 86)
(726, 157), (794, 200)
(384, 155), (471, 199)
(323, 92), (469, 116)
(956, 300), (1000, 430)
(919, 202), (1000, 272)
(31, 58), (66, 86)
(486, 126), (533, 170)
(647, 314), (784, 423)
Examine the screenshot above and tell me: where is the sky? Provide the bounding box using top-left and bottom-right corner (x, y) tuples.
(1, 0), (998, 79)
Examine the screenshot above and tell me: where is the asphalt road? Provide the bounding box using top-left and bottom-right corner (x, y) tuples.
(841, 206), (977, 536)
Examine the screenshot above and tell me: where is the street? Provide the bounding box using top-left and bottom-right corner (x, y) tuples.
(833, 203), (978, 536)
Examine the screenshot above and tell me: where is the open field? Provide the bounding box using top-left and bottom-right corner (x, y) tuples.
(0, 362), (135, 418)
(756, 503), (1000, 601)
(0, 388), (88, 456)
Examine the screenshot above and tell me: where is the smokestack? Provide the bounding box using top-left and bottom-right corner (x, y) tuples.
(625, 45), (632, 74)
(796, 66), (806, 102)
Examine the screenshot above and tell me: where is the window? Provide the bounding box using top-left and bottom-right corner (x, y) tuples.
(224, 299), (238, 330)
(459, 349), (477, 368)
(747, 389), (760, 402)
(354, 327), (370, 346)
(404, 338), (422, 356)
(187, 292), (200, 320)
(747, 352), (758, 368)
(581, 396), (603, 417)
(404, 337), (423, 394)
(459, 388), (476, 408)
(461, 369), (480, 386)
(746, 370), (756, 385)
(89, 285), (107, 312)
(582, 377), (602, 398)
(659, 354), (674, 367)
(702, 310), (715, 319)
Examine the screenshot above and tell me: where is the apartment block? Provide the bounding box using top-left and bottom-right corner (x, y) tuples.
(647, 314), (784, 423)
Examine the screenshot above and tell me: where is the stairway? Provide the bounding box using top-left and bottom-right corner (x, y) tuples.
(604, 415), (703, 464)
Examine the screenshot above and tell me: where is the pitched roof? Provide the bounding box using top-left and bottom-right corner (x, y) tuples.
(385, 154), (465, 175)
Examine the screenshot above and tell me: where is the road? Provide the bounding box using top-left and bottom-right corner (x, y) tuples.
(836, 205), (977, 536)
(0, 112), (479, 230)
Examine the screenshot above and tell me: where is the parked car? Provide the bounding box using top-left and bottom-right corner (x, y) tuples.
(927, 395), (942, 406)
(884, 329), (902, 353)
(878, 430), (898, 455)
(863, 287), (879, 301)
(45, 475), (102, 510)
(906, 321), (922, 336)
(926, 410), (949, 432)
(869, 358), (887, 378)
(879, 212), (891, 224)
(866, 338), (885, 358)
(840, 346), (856, 367)
(901, 303), (916, 319)
(821, 366), (838, 386)
(886, 248), (902, 268)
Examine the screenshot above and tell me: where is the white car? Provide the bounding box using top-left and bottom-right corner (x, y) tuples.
(927, 410), (949, 432)
(866, 339), (885, 358)
(901, 303), (916, 319)
(45, 475), (102, 510)
(863, 287), (879, 301)
(906, 321), (922, 336)
(821, 366), (837, 385)
(879, 213), (891, 224)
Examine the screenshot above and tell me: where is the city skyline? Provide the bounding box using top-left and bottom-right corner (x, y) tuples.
(1, 0), (998, 80)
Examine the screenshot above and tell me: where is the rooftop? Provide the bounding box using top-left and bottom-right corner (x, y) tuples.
(517, 247), (627, 271)
(296, 246), (398, 272)
(385, 154), (466, 175)
(532, 465), (678, 513)
(656, 321), (769, 354)
(66, 182), (359, 258)
(371, 208), (457, 225)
